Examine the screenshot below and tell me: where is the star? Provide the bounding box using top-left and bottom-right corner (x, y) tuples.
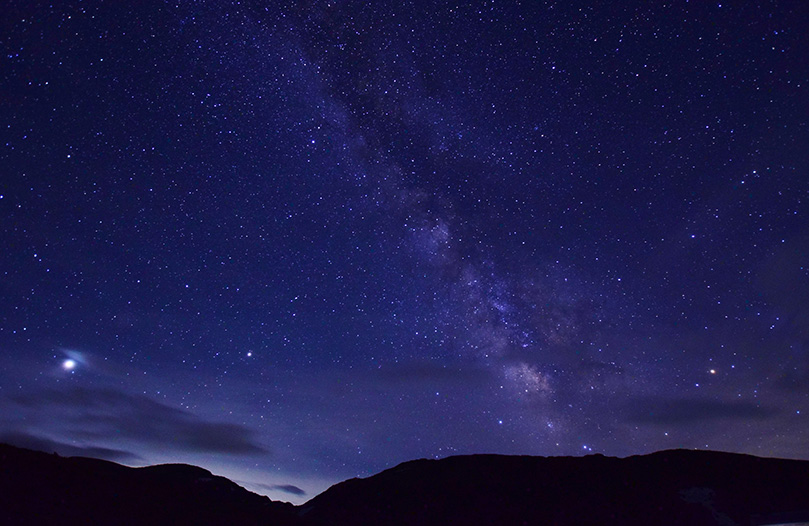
(62, 359), (77, 371)
(0, 0), (805, 504)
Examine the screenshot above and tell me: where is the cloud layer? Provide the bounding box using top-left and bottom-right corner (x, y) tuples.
(4, 386), (268, 456)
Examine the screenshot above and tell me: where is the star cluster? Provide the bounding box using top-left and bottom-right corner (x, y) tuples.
(1, 0), (807, 503)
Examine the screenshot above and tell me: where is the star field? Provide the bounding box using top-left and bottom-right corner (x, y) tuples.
(1, 0), (808, 503)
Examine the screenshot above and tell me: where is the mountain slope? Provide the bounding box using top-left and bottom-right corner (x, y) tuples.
(0, 443), (300, 525)
(3, 443), (809, 525)
(301, 450), (809, 526)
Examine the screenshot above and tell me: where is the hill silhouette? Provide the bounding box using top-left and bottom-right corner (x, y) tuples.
(2, 443), (809, 525)
(301, 450), (809, 525)
(0, 443), (300, 525)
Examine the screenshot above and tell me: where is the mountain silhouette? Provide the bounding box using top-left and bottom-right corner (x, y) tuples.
(302, 450), (809, 525)
(2, 443), (809, 525)
(0, 443), (300, 525)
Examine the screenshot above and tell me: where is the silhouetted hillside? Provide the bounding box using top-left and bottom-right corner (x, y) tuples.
(0, 444), (300, 525)
(302, 450), (809, 526)
(2, 443), (809, 525)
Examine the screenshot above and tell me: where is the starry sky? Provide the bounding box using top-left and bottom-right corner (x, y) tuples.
(1, 0), (808, 504)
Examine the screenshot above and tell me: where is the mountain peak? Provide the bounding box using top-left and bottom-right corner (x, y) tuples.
(2, 444), (808, 525)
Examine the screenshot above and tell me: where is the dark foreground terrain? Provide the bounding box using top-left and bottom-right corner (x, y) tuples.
(0, 443), (300, 525)
(2, 443), (808, 525)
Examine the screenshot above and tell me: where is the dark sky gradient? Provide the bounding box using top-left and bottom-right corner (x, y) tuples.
(1, 0), (808, 503)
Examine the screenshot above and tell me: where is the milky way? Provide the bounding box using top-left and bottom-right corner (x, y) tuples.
(1, 1), (807, 503)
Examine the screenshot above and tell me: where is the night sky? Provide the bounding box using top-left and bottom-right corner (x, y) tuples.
(2, 0), (808, 503)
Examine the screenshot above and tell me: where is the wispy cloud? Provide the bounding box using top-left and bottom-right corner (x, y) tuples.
(0, 431), (142, 462)
(6, 386), (268, 456)
(252, 482), (307, 497)
(627, 396), (778, 425)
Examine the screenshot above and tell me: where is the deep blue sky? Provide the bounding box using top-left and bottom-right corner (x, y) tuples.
(1, 0), (808, 503)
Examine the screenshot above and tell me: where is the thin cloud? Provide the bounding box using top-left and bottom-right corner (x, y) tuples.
(0, 431), (142, 462)
(627, 396), (778, 425)
(8, 386), (268, 456)
(253, 482), (307, 497)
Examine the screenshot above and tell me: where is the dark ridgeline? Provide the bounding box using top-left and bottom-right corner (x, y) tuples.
(301, 450), (809, 526)
(0, 444), (301, 525)
(2, 443), (809, 525)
